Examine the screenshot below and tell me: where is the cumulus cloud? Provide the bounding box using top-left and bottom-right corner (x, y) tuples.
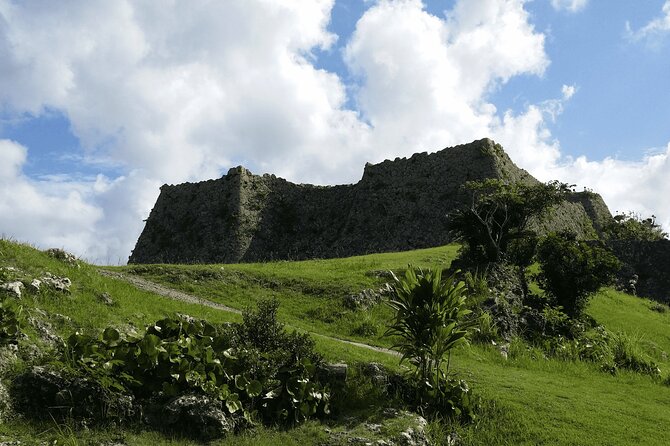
(0, 0), (668, 263)
(0, 139), (103, 255)
(550, 0), (588, 13)
(550, 145), (670, 233)
(626, 0), (670, 42)
(345, 0), (550, 162)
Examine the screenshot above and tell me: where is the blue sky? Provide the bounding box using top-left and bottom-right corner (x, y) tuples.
(1, 0), (669, 263)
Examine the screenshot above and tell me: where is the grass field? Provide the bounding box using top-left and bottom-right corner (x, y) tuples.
(1, 239), (669, 445)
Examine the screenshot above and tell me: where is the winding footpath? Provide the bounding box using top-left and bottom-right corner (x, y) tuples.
(98, 269), (397, 357)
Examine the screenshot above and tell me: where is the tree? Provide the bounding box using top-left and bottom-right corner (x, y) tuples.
(603, 212), (668, 241)
(536, 232), (621, 318)
(449, 179), (573, 265)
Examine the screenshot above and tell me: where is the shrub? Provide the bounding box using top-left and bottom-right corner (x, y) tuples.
(536, 232), (621, 318)
(471, 311), (499, 344)
(352, 319), (378, 337)
(385, 267), (478, 419)
(51, 302), (329, 432)
(603, 212), (668, 241)
(650, 302), (668, 313)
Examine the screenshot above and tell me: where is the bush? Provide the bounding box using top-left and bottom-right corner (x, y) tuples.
(26, 301), (330, 434)
(603, 212), (668, 241)
(385, 267), (478, 419)
(536, 233), (621, 318)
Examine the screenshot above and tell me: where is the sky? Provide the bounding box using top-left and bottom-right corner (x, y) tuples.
(1, 0), (669, 264)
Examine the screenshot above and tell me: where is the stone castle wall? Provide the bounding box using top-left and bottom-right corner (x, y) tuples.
(608, 240), (670, 303)
(129, 138), (612, 264)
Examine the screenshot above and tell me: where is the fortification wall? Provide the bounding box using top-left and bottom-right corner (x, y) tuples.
(608, 240), (670, 303)
(129, 138), (612, 264)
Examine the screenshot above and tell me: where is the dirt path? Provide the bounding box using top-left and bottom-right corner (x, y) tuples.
(98, 269), (397, 357)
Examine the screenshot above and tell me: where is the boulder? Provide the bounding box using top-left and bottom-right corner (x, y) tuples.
(40, 273), (71, 293)
(28, 279), (41, 292)
(10, 366), (134, 423)
(98, 292), (114, 305)
(343, 283), (393, 310)
(160, 394), (235, 440)
(0, 282), (23, 299)
(45, 248), (79, 267)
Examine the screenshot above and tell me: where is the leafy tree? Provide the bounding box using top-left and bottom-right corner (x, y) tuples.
(603, 212), (668, 241)
(450, 179), (573, 264)
(536, 232), (621, 318)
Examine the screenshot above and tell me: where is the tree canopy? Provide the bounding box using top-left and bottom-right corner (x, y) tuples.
(449, 179), (573, 264)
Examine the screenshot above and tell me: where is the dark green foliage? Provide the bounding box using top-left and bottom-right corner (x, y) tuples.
(385, 267), (478, 419)
(603, 212), (668, 241)
(52, 301), (328, 432)
(536, 233), (621, 318)
(11, 365), (135, 423)
(450, 179), (572, 264)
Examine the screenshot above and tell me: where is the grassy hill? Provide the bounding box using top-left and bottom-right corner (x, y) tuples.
(1, 238), (669, 445)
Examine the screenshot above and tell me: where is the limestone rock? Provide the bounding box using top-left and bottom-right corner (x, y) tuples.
(317, 363), (348, 389)
(45, 248), (79, 267)
(98, 292), (114, 305)
(161, 394), (235, 440)
(40, 273), (71, 293)
(0, 282), (23, 298)
(343, 284), (393, 310)
(28, 279), (41, 292)
(10, 366), (134, 422)
(0, 381), (12, 423)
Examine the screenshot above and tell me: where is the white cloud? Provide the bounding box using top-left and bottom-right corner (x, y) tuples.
(561, 84), (576, 99)
(345, 0), (549, 161)
(550, 0), (588, 13)
(0, 139), (104, 255)
(548, 145), (670, 234)
(626, 1), (670, 42)
(0, 0), (668, 263)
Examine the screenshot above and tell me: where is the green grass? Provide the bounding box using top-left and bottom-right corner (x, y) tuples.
(2, 239), (670, 445)
(588, 288), (670, 371)
(117, 244), (459, 348)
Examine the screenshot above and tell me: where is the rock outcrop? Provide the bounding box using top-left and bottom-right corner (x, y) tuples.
(129, 138), (611, 264)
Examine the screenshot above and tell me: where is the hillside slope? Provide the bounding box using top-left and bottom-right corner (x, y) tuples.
(1, 239), (669, 445)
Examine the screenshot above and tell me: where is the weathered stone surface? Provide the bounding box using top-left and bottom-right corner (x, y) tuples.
(343, 283), (393, 310)
(45, 248), (79, 267)
(317, 363), (348, 389)
(607, 239), (670, 303)
(40, 273), (71, 293)
(98, 292), (114, 305)
(10, 366), (134, 422)
(0, 282), (23, 299)
(160, 394), (234, 440)
(28, 279), (41, 292)
(129, 139), (610, 264)
(0, 381), (12, 423)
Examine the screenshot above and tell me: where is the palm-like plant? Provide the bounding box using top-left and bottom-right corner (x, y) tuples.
(385, 267), (473, 394)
